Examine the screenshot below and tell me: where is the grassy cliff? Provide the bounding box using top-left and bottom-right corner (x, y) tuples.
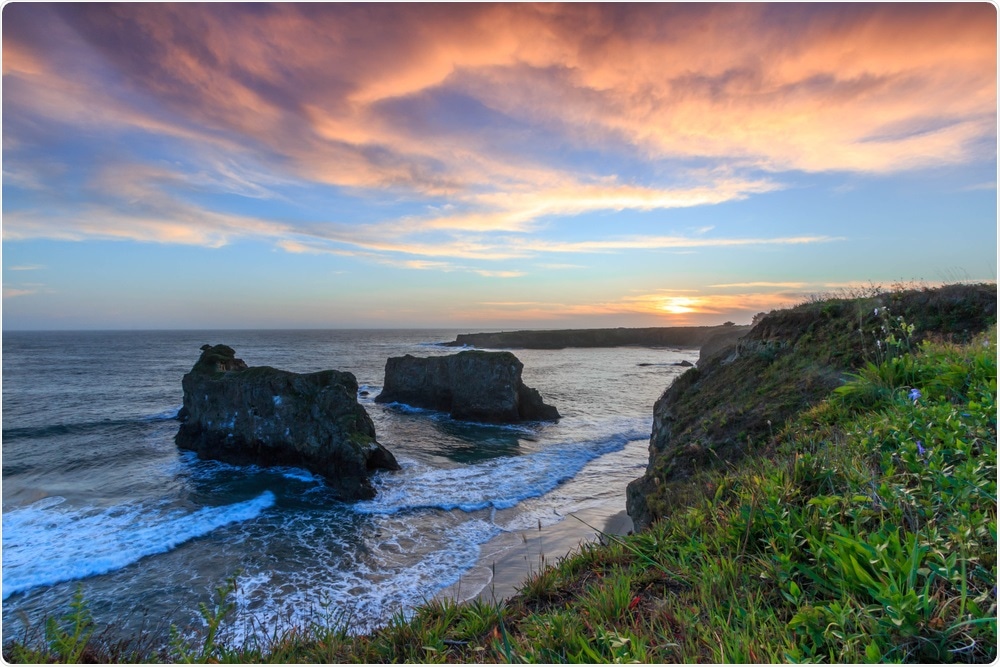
(628, 283), (997, 531)
(6, 284), (996, 663)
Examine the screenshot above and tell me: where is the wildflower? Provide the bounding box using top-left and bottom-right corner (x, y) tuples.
(917, 440), (926, 456)
(874, 308), (879, 315)
(908, 388), (921, 402)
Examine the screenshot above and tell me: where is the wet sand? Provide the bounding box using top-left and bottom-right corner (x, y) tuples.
(435, 502), (634, 605)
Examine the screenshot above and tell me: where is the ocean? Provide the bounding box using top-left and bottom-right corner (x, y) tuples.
(1, 329), (695, 642)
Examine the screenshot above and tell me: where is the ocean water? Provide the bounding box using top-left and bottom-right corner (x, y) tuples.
(1, 330), (696, 641)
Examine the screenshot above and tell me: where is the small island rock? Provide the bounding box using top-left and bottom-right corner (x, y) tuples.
(375, 350), (559, 423)
(175, 344), (399, 500)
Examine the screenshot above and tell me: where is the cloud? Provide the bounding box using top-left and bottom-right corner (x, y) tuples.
(962, 182), (998, 192)
(536, 263), (585, 270)
(2, 282), (50, 299)
(512, 234), (841, 255)
(3, 288), (37, 298)
(463, 286), (812, 325)
(2, 3), (994, 265)
(710, 281), (808, 289)
(474, 270), (525, 278)
(6, 264), (45, 271)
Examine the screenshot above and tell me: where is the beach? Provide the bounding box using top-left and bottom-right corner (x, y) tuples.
(436, 500), (635, 605)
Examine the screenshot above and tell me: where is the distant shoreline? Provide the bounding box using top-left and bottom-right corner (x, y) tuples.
(445, 324), (749, 350)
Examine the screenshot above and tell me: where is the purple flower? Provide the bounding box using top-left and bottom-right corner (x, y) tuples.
(909, 388), (921, 402)
(917, 440), (926, 456)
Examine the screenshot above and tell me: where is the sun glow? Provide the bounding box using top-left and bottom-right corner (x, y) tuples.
(659, 297), (700, 315)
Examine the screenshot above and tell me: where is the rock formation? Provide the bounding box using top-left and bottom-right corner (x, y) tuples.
(375, 350), (560, 423)
(175, 344), (399, 500)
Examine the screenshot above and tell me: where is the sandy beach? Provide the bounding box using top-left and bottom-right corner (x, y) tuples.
(436, 501), (634, 605)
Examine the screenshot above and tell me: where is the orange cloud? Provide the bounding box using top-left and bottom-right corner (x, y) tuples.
(10, 5), (994, 181)
(461, 287), (810, 325)
(3, 3), (994, 259)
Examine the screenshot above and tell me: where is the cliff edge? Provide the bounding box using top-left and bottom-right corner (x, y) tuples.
(627, 283), (998, 531)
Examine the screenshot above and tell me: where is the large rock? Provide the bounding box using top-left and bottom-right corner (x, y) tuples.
(175, 344), (399, 500)
(375, 350), (560, 423)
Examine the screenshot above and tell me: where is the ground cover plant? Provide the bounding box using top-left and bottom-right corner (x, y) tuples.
(5, 287), (996, 663)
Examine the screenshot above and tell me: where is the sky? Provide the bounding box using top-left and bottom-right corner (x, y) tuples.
(2, 3), (997, 330)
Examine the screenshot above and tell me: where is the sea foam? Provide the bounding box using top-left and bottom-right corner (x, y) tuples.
(354, 425), (649, 515)
(2, 491), (275, 599)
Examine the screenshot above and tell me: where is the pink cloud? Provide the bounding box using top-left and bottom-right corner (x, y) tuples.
(3, 3), (994, 257)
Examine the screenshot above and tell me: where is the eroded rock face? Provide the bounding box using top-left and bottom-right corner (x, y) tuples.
(375, 350), (559, 423)
(175, 344), (399, 500)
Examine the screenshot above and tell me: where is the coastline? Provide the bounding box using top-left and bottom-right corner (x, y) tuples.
(435, 501), (634, 606)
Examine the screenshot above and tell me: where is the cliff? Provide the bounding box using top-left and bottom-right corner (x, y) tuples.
(375, 350), (559, 423)
(627, 283), (998, 531)
(175, 344), (399, 500)
(446, 324), (749, 350)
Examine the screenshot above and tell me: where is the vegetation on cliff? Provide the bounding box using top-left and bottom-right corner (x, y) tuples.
(6, 285), (996, 663)
(628, 282), (996, 530)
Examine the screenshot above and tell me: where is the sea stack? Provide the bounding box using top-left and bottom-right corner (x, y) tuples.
(375, 350), (560, 423)
(175, 344), (399, 500)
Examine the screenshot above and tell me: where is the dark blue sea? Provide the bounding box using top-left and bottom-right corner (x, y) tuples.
(2, 330), (694, 641)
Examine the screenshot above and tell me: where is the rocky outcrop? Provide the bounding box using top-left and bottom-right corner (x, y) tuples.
(375, 350), (559, 423)
(627, 283), (998, 532)
(175, 344), (399, 500)
(446, 325), (748, 350)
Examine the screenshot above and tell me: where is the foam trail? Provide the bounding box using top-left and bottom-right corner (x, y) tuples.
(223, 517), (501, 641)
(355, 426), (649, 515)
(143, 406), (183, 421)
(2, 492), (275, 599)
(378, 401), (539, 433)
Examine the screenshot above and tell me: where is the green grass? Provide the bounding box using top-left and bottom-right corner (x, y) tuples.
(5, 308), (996, 663)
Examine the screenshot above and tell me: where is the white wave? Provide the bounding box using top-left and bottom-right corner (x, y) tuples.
(279, 467), (320, 483)
(143, 406), (183, 421)
(220, 516), (501, 641)
(354, 425), (649, 515)
(2, 491), (276, 599)
(380, 401), (433, 415)
(378, 402), (541, 434)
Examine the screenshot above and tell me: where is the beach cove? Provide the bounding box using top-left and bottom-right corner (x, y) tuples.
(2, 329), (694, 639)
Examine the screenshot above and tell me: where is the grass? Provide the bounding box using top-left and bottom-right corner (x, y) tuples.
(631, 282), (996, 530)
(4, 291), (996, 663)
